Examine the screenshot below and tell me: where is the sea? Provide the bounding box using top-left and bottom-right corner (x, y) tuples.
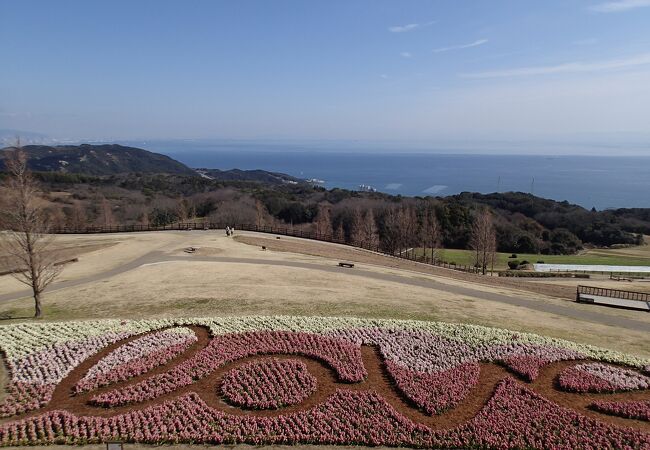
(126, 141), (650, 210)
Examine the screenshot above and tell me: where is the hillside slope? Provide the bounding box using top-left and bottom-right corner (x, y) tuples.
(0, 144), (196, 175)
(196, 168), (302, 185)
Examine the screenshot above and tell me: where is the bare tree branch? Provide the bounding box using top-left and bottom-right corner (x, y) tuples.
(0, 143), (62, 317)
(469, 209), (497, 275)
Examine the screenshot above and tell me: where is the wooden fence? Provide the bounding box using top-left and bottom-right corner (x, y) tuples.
(577, 285), (650, 303)
(52, 222), (483, 275)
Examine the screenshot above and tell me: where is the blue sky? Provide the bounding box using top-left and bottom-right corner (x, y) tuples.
(2, 0), (650, 153)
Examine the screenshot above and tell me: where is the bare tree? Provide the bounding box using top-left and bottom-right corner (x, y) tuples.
(350, 208), (365, 245)
(255, 199), (266, 228)
(382, 205), (417, 255)
(187, 202), (196, 222)
(47, 207), (67, 231)
(68, 202), (88, 230)
(314, 205), (333, 238)
(334, 222), (345, 243)
(469, 209), (497, 275)
(176, 196), (189, 222)
(138, 205), (150, 226)
(421, 208), (441, 263)
(0, 146), (62, 318)
(362, 209), (380, 248)
(97, 196), (115, 228)
(381, 207), (402, 254)
(208, 200), (256, 225)
(399, 206), (418, 252)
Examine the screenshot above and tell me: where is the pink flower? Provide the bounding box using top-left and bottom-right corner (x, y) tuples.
(591, 400), (650, 421)
(221, 358), (317, 409)
(558, 363), (650, 393)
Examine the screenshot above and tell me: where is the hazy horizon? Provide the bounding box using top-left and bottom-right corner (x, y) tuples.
(2, 1), (650, 155)
(3, 134), (650, 157)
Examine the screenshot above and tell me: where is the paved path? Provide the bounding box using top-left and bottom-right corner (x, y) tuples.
(1, 253), (649, 333)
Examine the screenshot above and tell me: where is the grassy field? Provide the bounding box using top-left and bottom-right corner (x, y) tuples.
(418, 243), (650, 271)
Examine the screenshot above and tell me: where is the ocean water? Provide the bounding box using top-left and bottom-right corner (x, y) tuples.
(137, 143), (650, 210)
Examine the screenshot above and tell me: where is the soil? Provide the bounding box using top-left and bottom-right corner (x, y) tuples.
(7, 326), (649, 434)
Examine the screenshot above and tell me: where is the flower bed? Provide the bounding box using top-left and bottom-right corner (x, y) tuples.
(90, 330), (366, 407)
(332, 328), (584, 377)
(221, 359), (317, 409)
(385, 360), (479, 415)
(591, 400), (650, 421)
(74, 327), (197, 393)
(558, 363), (650, 393)
(0, 331), (135, 417)
(0, 316), (647, 449)
(0, 382), (648, 449)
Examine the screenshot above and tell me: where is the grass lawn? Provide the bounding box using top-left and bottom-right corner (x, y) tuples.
(416, 247), (650, 271)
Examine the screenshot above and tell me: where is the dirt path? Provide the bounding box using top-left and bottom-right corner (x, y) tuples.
(9, 326), (650, 433)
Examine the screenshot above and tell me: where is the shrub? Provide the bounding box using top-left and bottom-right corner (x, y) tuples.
(507, 260), (520, 270)
(498, 271), (573, 278)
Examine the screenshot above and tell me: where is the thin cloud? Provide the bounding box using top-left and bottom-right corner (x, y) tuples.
(590, 0), (650, 12)
(461, 53), (650, 78)
(433, 39), (488, 53)
(400, 52), (413, 58)
(388, 20), (435, 33)
(389, 23), (418, 33)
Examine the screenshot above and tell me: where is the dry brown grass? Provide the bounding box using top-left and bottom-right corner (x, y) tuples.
(234, 235), (577, 299)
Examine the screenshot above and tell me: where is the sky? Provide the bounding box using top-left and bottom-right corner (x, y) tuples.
(1, 0), (650, 154)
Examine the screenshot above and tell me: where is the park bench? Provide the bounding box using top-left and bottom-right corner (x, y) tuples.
(338, 262), (354, 268)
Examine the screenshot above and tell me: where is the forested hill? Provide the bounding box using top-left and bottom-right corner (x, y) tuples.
(446, 192), (647, 251)
(1, 144), (648, 254)
(0, 144), (303, 184)
(196, 168), (303, 185)
(0, 144), (196, 176)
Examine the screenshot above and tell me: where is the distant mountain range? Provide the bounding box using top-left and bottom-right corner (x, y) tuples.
(0, 143), (302, 184)
(0, 144), (195, 176)
(0, 129), (50, 146)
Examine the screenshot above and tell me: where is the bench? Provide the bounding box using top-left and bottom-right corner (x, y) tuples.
(338, 262), (354, 268)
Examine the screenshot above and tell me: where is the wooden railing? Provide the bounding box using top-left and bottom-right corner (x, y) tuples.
(52, 222), (483, 275)
(577, 285), (650, 303)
